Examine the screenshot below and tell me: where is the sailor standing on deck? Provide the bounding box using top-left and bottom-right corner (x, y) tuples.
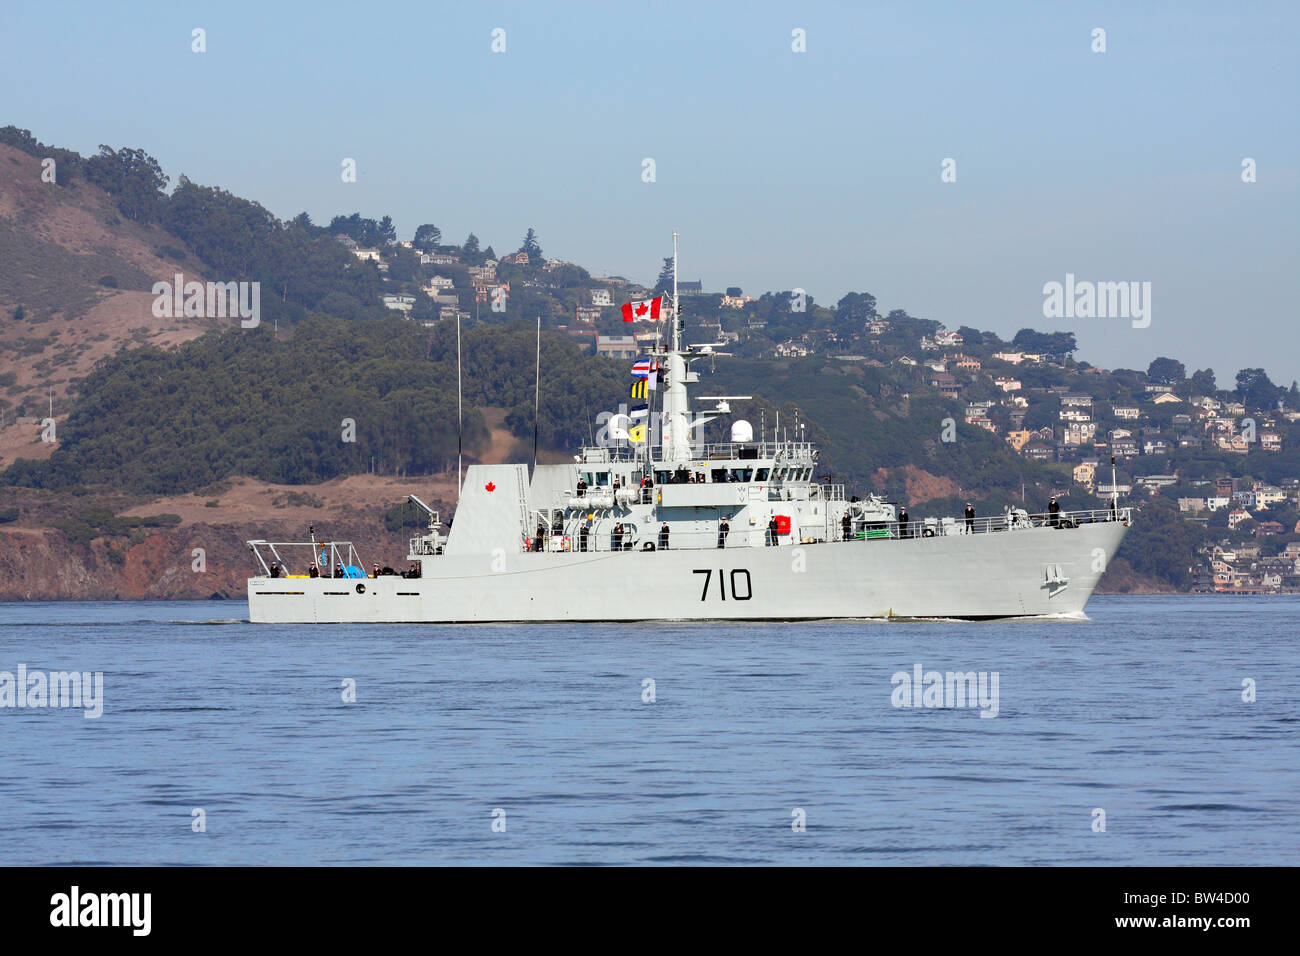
(898, 506), (909, 539)
(533, 521), (545, 553)
(579, 522), (589, 552)
(576, 476), (587, 498)
(767, 515), (779, 546)
(964, 502), (975, 533)
(659, 523), (670, 550)
(717, 517), (730, 549)
(841, 511), (852, 541)
(1048, 496), (1060, 528)
(612, 522), (624, 552)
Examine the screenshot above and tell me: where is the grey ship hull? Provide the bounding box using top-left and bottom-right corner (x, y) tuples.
(247, 519), (1127, 623)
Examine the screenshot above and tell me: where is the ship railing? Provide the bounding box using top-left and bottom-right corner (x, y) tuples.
(843, 506), (1132, 541)
(553, 480), (845, 510)
(578, 440), (819, 464)
(529, 525), (829, 552)
(246, 539), (365, 577)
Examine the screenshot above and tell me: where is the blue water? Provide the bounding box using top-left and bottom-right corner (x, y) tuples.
(0, 596), (1296, 865)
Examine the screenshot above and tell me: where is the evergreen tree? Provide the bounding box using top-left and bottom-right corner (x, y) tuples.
(653, 257), (674, 294)
(413, 224), (442, 252)
(520, 227), (542, 261)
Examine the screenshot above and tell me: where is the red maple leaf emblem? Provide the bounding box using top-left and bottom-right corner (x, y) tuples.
(635, 302), (648, 317)
(485, 481), (496, 492)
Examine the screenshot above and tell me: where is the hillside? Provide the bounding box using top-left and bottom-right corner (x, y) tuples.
(0, 142), (236, 469)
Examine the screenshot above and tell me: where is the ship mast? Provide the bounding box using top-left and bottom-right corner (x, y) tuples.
(660, 231), (694, 462)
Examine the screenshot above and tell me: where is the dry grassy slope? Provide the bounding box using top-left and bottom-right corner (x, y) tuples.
(0, 475), (464, 600)
(0, 143), (233, 467)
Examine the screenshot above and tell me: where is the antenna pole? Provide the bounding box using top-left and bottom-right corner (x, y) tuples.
(672, 230), (680, 354)
(456, 312), (463, 495)
(533, 315), (541, 474)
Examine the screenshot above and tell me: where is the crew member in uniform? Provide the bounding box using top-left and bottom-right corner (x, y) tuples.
(612, 522), (624, 552)
(641, 473), (653, 504)
(717, 517), (730, 549)
(841, 511), (851, 541)
(1048, 496), (1060, 528)
(579, 522), (589, 552)
(534, 521), (545, 553)
(898, 506), (909, 539)
(964, 502), (975, 533)
(576, 476), (587, 498)
(659, 523), (670, 550)
(767, 515), (779, 546)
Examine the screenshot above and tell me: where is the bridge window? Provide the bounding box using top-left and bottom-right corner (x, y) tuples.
(729, 467), (754, 482)
(595, 472), (610, 486)
(755, 468), (770, 481)
(711, 468), (728, 483)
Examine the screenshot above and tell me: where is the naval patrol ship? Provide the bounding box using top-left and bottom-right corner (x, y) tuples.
(246, 239), (1131, 623)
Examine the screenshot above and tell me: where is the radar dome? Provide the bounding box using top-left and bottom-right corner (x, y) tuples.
(730, 420), (754, 443)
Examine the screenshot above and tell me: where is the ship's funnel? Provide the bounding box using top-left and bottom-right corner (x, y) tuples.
(730, 420), (754, 443)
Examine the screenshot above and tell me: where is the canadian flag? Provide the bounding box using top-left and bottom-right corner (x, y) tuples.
(621, 296), (663, 322)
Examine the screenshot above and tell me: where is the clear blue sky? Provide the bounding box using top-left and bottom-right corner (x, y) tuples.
(3, 0), (1297, 385)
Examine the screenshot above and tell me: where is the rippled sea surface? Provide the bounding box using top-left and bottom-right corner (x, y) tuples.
(0, 596), (1296, 865)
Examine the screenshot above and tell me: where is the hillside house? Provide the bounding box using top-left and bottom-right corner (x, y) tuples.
(381, 293), (415, 313)
(720, 295), (757, 309)
(1022, 440), (1056, 462)
(929, 371), (960, 398)
(1136, 474), (1177, 492)
(1217, 434), (1250, 454)
(1062, 422), (1098, 445)
(1006, 430), (1032, 452)
(595, 335), (638, 359)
